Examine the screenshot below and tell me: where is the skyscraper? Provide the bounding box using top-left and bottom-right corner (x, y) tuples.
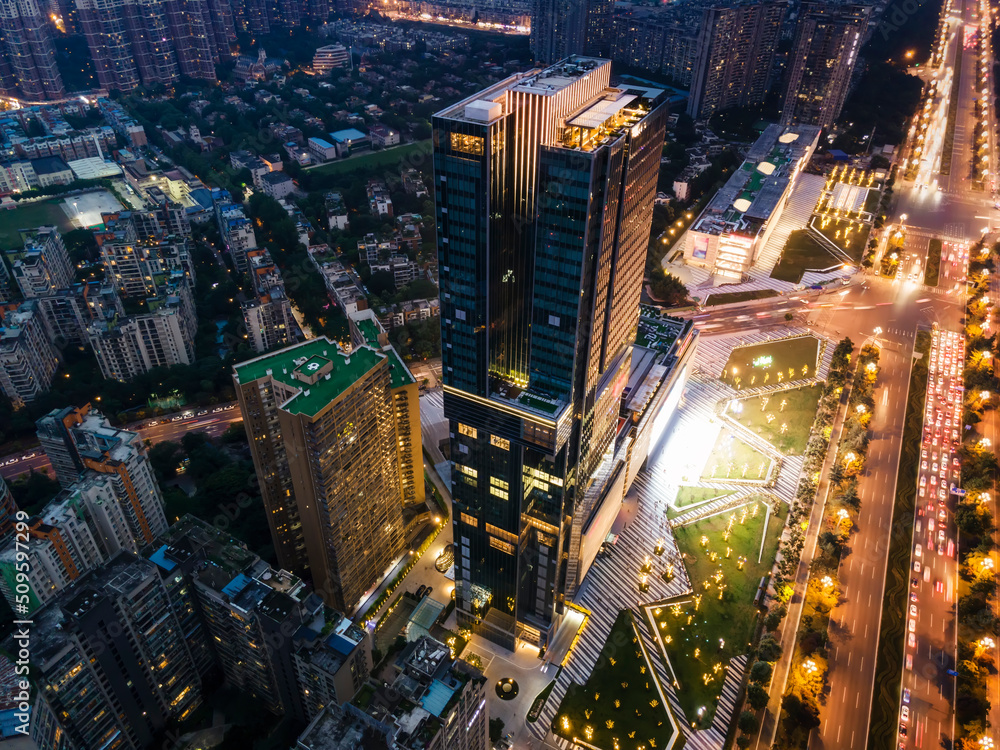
(531, 0), (610, 64)
(0, 0), (64, 101)
(781, 3), (870, 128)
(433, 57), (666, 648)
(233, 338), (408, 612)
(688, 1), (787, 119)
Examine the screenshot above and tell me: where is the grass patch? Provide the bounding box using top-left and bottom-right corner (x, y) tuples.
(675, 486), (735, 509)
(553, 610), (673, 749)
(653, 498), (787, 726)
(0, 200), (75, 250)
(700, 429), (772, 481)
(940, 38), (963, 176)
(863, 188), (882, 214)
(704, 289), (779, 306)
(771, 230), (839, 283)
(527, 678), (557, 722)
(925, 239), (942, 286)
(866, 330), (929, 750)
(727, 385), (824, 455)
(306, 141), (430, 177)
(813, 217), (871, 263)
(721, 335), (821, 390)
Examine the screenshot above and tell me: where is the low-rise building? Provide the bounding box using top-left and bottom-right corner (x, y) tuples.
(326, 192), (349, 230)
(30, 156), (73, 188)
(369, 124), (400, 149)
(308, 137), (339, 163)
(367, 179), (392, 217)
(261, 171), (296, 200)
(313, 44), (350, 74)
(330, 128), (369, 157)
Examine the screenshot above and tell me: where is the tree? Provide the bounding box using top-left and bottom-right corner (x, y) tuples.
(738, 710), (759, 734)
(489, 718), (505, 743)
(749, 660), (773, 684)
(149, 441), (184, 481)
(757, 634), (782, 663)
(782, 694), (820, 731)
(747, 683), (769, 711)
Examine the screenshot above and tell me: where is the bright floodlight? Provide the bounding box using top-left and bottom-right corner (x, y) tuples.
(733, 198), (752, 213)
(756, 161), (776, 175)
(778, 132), (799, 143)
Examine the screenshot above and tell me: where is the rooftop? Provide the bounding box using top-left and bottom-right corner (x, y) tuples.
(233, 338), (386, 417)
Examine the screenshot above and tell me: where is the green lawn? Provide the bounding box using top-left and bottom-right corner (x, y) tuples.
(813, 217), (871, 263)
(863, 188), (882, 215)
(770, 230), (839, 283)
(554, 610), (673, 750)
(307, 141), (431, 177)
(700, 430), (772, 481)
(721, 335), (821, 390)
(925, 239), (942, 286)
(675, 486), (735, 509)
(704, 289), (779, 306)
(727, 385), (823, 455)
(653, 499), (788, 726)
(0, 201), (75, 250)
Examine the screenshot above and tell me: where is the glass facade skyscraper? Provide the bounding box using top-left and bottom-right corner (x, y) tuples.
(433, 57), (667, 649)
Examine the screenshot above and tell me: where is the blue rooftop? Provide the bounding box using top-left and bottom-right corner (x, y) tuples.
(326, 632), (359, 656)
(422, 680), (456, 717)
(148, 545), (176, 572)
(309, 137), (335, 149)
(330, 128), (367, 143)
(222, 572), (253, 599)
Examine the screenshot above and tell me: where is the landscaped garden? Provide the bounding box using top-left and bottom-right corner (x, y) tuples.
(651, 497), (787, 727)
(700, 430), (772, 481)
(727, 385), (824, 455)
(770, 230), (840, 283)
(554, 610), (673, 750)
(812, 216), (871, 262)
(721, 335), (821, 390)
(674, 486), (735, 510)
(924, 238), (942, 286)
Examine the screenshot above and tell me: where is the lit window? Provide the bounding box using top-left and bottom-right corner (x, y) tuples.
(491, 435), (509, 450)
(458, 423), (477, 439)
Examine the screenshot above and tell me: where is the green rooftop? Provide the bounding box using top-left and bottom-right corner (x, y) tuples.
(233, 338), (385, 417)
(385, 346), (415, 389)
(357, 318), (382, 348)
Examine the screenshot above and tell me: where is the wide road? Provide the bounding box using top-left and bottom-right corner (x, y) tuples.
(0, 404), (242, 480)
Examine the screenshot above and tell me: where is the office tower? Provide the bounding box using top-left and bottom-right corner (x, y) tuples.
(531, 0), (608, 64)
(149, 514), (321, 719)
(241, 248), (296, 353)
(7, 226), (74, 298)
(0, 303), (59, 408)
(781, 3), (870, 128)
(233, 338), (407, 612)
(348, 309), (425, 514)
(35, 404), (169, 543)
(296, 636), (488, 750)
(688, 1), (787, 119)
(88, 276), (197, 380)
(0, 0), (64, 101)
(30, 553), (203, 749)
(433, 57), (667, 648)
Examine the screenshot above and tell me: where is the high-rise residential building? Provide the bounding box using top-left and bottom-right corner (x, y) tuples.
(88, 277), (197, 380)
(296, 635), (488, 750)
(347, 309), (425, 515)
(233, 338), (407, 612)
(432, 57), (667, 648)
(74, 0), (234, 91)
(29, 553), (203, 749)
(781, 3), (870, 129)
(531, 0), (609, 64)
(292, 611), (373, 721)
(0, 303), (59, 408)
(214, 190), (258, 273)
(35, 404), (169, 544)
(96, 208), (194, 299)
(0, 0), (64, 101)
(609, 6), (701, 88)
(241, 247), (296, 353)
(7, 226), (74, 299)
(688, 1), (787, 119)
(149, 514), (320, 720)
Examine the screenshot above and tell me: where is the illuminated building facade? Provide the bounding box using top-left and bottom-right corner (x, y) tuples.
(433, 57), (666, 648)
(781, 3), (870, 129)
(233, 338), (407, 612)
(0, 0), (64, 101)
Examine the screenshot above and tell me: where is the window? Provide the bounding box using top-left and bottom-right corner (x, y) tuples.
(458, 423), (477, 439)
(490, 477), (509, 490)
(450, 132), (484, 155)
(461, 512), (478, 528)
(489, 537), (515, 555)
(457, 464), (478, 478)
(491, 435), (510, 451)
(490, 486), (508, 500)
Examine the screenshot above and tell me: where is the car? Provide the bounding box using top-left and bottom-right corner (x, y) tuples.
(919, 486), (926, 497)
(928, 519), (935, 533)
(910, 592), (918, 603)
(938, 543), (946, 555)
(900, 725), (907, 737)
(922, 449), (928, 459)
(915, 544), (922, 558)
(906, 654), (914, 671)
(908, 632), (916, 648)
(901, 706), (910, 723)
(908, 618), (916, 633)
(171, 415), (183, 422)
(913, 560), (921, 573)
(415, 585), (426, 598)
(920, 475), (927, 486)
(938, 529), (946, 542)
(921, 460), (928, 471)
(939, 489), (947, 500)
(953, 458), (962, 468)
(924, 566), (931, 582)
(909, 604), (918, 618)
(147, 420), (160, 426)
(939, 508), (947, 520)
(911, 577), (919, 587)
(936, 580), (945, 593)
